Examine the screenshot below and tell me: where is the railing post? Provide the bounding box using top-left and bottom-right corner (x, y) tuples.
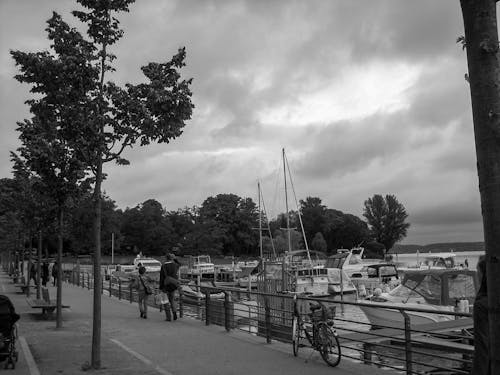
(109, 276), (112, 297)
(129, 283), (133, 303)
(205, 290), (211, 326)
(224, 292), (231, 332)
(264, 295), (271, 344)
(178, 287), (184, 318)
(87, 273), (91, 289)
(101, 274), (104, 294)
(401, 310), (413, 375)
(118, 279), (122, 300)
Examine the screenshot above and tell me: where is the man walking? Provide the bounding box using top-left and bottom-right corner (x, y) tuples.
(159, 253), (180, 321)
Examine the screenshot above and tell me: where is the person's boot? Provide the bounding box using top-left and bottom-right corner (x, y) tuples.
(173, 311), (177, 321)
(164, 305), (172, 321)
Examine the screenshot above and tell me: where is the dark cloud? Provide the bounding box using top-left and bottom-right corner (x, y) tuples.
(0, 0), (487, 244)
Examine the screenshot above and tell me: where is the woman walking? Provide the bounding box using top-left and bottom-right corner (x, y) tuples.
(130, 266), (152, 319)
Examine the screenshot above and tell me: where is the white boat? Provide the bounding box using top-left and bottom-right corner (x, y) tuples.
(257, 149), (330, 297)
(350, 263), (400, 296)
(397, 252), (458, 275)
(358, 268), (478, 329)
(179, 255), (215, 280)
(133, 254), (162, 273)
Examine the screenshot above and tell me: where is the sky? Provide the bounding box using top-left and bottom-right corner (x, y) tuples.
(0, 0), (489, 245)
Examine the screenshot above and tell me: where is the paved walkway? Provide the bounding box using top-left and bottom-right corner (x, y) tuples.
(0, 271), (399, 375)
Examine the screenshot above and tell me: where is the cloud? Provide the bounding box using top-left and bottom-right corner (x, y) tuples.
(0, 0), (488, 245)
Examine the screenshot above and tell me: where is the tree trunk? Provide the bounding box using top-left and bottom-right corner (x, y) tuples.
(56, 207), (63, 328)
(91, 156), (103, 369)
(27, 231), (32, 297)
(460, 1), (500, 373)
(37, 230), (42, 299)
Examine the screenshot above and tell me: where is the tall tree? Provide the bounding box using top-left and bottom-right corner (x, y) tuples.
(300, 197), (327, 242)
(12, 0), (193, 368)
(363, 194), (409, 253)
(460, 1), (500, 372)
(311, 232), (327, 252)
(199, 194), (259, 256)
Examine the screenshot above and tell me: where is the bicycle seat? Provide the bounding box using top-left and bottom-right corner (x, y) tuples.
(309, 303), (322, 312)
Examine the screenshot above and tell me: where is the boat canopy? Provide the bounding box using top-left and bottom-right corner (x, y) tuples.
(390, 269), (478, 305)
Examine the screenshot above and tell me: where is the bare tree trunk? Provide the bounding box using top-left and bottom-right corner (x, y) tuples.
(37, 230), (42, 299)
(56, 208), (63, 328)
(460, 1), (500, 373)
(91, 156), (103, 369)
(27, 231), (32, 297)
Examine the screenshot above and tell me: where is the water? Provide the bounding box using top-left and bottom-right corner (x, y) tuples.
(393, 250), (484, 270)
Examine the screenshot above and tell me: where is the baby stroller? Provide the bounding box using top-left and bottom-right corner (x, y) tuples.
(0, 295), (19, 369)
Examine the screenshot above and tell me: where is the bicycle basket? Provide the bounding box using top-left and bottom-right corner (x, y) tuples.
(311, 306), (336, 322)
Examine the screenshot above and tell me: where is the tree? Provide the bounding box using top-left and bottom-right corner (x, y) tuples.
(311, 232), (327, 252)
(121, 199), (173, 255)
(68, 194), (121, 255)
(363, 194), (410, 253)
(300, 197), (327, 242)
(460, 1), (500, 372)
(11, 0), (194, 368)
(198, 194), (259, 256)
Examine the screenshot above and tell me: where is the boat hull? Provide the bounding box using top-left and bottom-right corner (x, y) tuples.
(358, 303), (455, 329)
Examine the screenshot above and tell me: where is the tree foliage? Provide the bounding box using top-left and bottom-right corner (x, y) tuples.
(363, 194), (410, 253)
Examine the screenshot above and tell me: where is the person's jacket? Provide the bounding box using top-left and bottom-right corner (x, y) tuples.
(159, 260), (180, 292)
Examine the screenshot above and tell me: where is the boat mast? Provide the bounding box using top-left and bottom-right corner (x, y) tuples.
(258, 181), (263, 259)
(283, 150), (312, 266)
(283, 148), (292, 253)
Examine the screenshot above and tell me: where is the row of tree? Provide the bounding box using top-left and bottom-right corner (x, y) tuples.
(1, 175), (411, 259)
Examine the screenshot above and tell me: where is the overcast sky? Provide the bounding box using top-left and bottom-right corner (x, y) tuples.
(0, 0), (490, 245)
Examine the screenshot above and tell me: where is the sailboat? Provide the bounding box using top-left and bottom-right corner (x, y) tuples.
(259, 149), (329, 297)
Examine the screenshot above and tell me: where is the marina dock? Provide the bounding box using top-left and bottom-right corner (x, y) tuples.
(1, 270), (401, 375)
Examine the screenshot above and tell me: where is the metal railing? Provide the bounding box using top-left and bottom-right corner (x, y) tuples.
(63, 271), (474, 375)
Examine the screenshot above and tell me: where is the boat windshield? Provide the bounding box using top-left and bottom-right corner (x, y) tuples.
(389, 273), (442, 304)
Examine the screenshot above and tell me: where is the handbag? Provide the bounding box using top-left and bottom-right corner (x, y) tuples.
(139, 276), (153, 295)
(154, 292), (170, 305)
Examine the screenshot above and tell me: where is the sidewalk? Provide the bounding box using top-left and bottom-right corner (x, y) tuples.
(1, 271), (399, 375)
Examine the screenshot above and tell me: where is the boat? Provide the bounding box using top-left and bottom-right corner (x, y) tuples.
(323, 254), (358, 298)
(133, 254), (162, 273)
(396, 252), (458, 275)
(258, 149), (330, 297)
(358, 268), (478, 329)
(180, 282), (225, 303)
(179, 255), (216, 280)
(350, 263), (400, 297)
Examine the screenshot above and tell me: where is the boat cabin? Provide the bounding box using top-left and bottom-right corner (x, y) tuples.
(388, 269), (478, 306)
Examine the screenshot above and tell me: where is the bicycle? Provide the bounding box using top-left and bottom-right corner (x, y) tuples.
(291, 293), (341, 367)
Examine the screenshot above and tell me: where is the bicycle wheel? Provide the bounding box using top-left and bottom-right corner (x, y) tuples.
(292, 316), (301, 356)
(317, 323), (341, 367)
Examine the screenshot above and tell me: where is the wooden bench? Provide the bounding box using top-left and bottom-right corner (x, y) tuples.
(15, 284), (34, 294)
(26, 287), (70, 317)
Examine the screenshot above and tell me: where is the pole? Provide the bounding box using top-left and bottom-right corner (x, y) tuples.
(111, 232), (114, 265)
(258, 182), (263, 259)
(283, 148), (291, 253)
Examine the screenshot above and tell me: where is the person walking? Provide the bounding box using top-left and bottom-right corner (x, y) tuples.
(29, 263), (38, 285)
(159, 253), (180, 321)
(41, 261), (49, 287)
(130, 266), (152, 319)
(51, 261), (58, 286)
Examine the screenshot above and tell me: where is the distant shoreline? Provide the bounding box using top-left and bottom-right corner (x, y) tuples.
(391, 241), (484, 254)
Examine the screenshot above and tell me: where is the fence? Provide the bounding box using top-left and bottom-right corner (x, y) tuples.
(64, 270), (474, 375)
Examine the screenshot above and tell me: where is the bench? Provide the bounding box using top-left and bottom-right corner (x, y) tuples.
(11, 274), (24, 284)
(26, 287), (70, 317)
(15, 284), (34, 294)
